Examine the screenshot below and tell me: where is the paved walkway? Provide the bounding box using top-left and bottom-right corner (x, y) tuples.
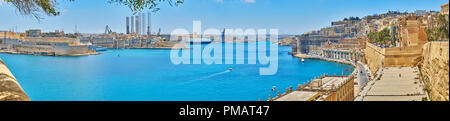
(355, 67), (427, 101)
(354, 62), (369, 97)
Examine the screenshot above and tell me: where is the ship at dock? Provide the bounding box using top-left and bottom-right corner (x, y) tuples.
(187, 39), (213, 44)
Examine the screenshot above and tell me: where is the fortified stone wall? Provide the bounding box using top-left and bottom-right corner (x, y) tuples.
(420, 42), (449, 101)
(365, 42), (385, 75)
(0, 58), (30, 101)
(365, 42), (423, 75)
(384, 46), (423, 67)
(54, 45), (89, 56)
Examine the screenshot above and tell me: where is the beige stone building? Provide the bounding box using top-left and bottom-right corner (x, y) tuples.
(273, 75), (355, 101)
(441, 3), (449, 15)
(395, 15), (428, 47)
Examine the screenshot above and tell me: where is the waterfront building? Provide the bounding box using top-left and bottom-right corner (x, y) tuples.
(25, 29), (41, 37)
(25, 37), (87, 55)
(41, 30), (65, 37)
(274, 91), (320, 101)
(0, 30), (20, 40)
(334, 38), (365, 49)
(296, 35), (339, 54)
(0, 30), (20, 49)
(322, 49), (364, 63)
(1, 29), (91, 56)
(4, 37), (89, 56)
(87, 33), (125, 48)
(85, 32), (162, 49)
(274, 75), (355, 101)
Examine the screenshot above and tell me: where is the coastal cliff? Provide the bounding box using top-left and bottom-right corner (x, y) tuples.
(0, 58), (30, 101)
(419, 42), (449, 101)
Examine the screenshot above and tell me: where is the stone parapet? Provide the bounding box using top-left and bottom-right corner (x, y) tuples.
(420, 42), (449, 101)
(0, 58), (30, 101)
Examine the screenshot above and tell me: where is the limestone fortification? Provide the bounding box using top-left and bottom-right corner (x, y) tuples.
(419, 42), (449, 101)
(0, 58), (30, 101)
(365, 42), (423, 75)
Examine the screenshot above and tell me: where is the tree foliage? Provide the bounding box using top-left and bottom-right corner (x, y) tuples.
(426, 14), (449, 41)
(344, 16), (360, 21)
(4, 0), (70, 20)
(4, 0), (183, 20)
(368, 28), (392, 45)
(109, 0), (184, 14)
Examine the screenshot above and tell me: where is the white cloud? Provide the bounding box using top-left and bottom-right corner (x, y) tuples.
(241, 0), (255, 3)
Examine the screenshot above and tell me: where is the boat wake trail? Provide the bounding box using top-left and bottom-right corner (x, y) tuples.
(201, 70), (231, 80)
(181, 70), (232, 85)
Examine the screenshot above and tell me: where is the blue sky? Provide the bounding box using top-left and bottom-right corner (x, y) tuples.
(0, 0), (447, 34)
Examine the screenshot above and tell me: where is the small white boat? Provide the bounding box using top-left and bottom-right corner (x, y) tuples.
(301, 58), (305, 62)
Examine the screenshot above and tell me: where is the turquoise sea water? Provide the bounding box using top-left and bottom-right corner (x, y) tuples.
(0, 42), (353, 101)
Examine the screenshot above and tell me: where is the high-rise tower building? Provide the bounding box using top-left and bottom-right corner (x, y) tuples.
(142, 13), (146, 35)
(126, 17), (130, 34)
(136, 15), (140, 35)
(131, 16), (135, 33)
(148, 12), (151, 36)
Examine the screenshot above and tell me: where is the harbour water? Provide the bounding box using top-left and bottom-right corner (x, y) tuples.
(0, 42), (353, 101)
